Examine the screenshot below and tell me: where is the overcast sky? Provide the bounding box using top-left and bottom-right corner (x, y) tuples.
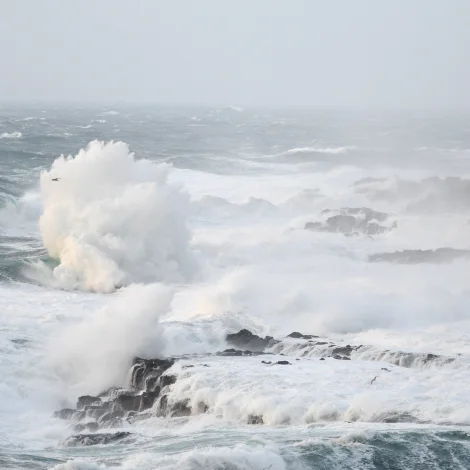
(1, 0), (469, 108)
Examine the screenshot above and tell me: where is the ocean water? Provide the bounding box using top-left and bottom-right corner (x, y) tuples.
(1, 104), (470, 469)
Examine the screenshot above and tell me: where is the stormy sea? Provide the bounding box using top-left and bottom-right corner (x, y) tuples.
(1, 104), (470, 469)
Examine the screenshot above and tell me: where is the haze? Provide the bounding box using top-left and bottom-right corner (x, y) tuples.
(1, 0), (469, 108)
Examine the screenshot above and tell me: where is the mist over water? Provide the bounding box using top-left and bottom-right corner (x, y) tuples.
(1, 105), (470, 469)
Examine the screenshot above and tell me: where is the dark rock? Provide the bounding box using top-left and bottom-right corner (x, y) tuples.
(77, 395), (101, 410)
(53, 408), (75, 420)
(320, 358), (325, 361)
(98, 410), (125, 424)
(131, 357), (174, 391)
(159, 374), (177, 388)
(226, 329), (277, 352)
(306, 207), (394, 237)
(287, 332), (319, 340)
(247, 414), (263, 425)
(341, 356), (351, 361)
(332, 345), (354, 357)
(64, 431), (131, 447)
(261, 360), (272, 364)
(377, 412), (419, 424)
(72, 422), (99, 433)
(275, 360), (291, 365)
(11, 338), (30, 345)
(333, 355), (342, 360)
(218, 348), (267, 357)
(169, 400), (191, 418)
(369, 248), (470, 264)
(381, 368), (391, 372)
(140, 390), (159, 411)
(113, 393), (141, 412)
(83, 404), (109, 420)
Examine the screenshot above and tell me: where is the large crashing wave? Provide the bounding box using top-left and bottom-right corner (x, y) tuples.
(39, 140), (195, 293)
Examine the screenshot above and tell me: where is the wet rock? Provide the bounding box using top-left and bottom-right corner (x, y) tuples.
(287, 332), (319, 340)
(376, 412), (419, 424)
(159, 374), (177, 389)
(140, 390), (159, 411)
(64, 431), (131, 447)
(218, 348), (267, 357)
(226, 329), (278, 352)
(247, 414), (264, 425)
(72, 422), (99, 433)
(131, 357), (174, 390)
(113, 393), (141, 412)
(53, 408), (75, 420)
(98, 410), (125, 424)
(332, 345), (354, 357)
(274, 360), (291, 365)
(77, 395), (101, 410)
(169, 400), (191, 418)
(320, 358), (325, 361)
(369, 248), (470, 264)
(305, 207), (394, 236)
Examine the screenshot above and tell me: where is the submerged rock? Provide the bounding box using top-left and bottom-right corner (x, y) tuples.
(64, 431), (131, 447)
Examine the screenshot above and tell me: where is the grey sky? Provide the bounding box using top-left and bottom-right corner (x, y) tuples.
(1, 0), (469, 108)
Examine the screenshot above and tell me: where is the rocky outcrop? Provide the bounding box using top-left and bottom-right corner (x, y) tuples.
(287, 332), (319, 340)
(53, 357), (177, 434)
(305, 207), (396, 236)
(370, 248), (470, 264)
(226, 329), (278, 351)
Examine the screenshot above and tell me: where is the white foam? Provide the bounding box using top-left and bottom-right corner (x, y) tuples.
(39, 141), (195, 292)
(0, 131), (22, 139)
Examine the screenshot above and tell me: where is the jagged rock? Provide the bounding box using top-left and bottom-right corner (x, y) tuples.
(53, 408), (75, 420)
(77, 395), (101, 410)
(72, 422), (99, 433)
(64, 431), (131, 447)
(287, 332), (319, 340)
(305, 207), (395, 236)
(226, 329), (277, 352)
(113, 393), (141, 412)
(332, 345), (354, 356)
(247, 415), (263, 425)
(159, 374), (177, 388)
(169, 400), (191, 418)
(131, 357), (174, 390)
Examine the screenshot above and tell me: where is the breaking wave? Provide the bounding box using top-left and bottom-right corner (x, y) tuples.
(38, 140), (196, 293)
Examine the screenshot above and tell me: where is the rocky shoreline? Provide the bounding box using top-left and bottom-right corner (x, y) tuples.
(54, 328), (457, 445)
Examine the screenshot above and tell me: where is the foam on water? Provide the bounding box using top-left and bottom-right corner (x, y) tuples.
(2, 106), (470, 469)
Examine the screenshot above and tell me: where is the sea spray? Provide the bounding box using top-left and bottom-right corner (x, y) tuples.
(39, 141), (195, 292)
